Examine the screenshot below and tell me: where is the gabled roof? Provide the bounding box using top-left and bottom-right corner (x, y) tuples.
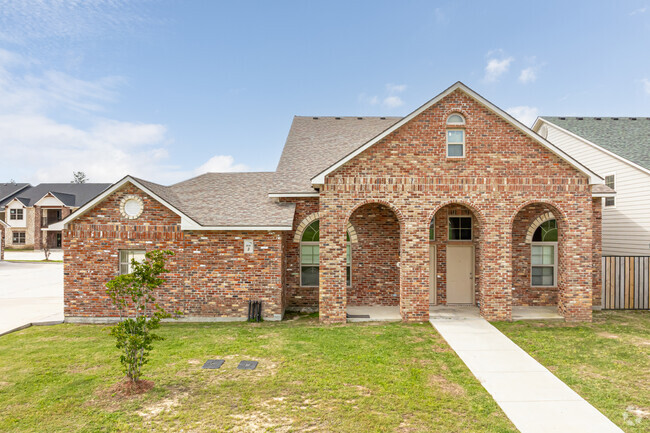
(538, 117), (650, 172)
(53, 174), (296, 231)
(0, 183), (30, 204)
(271, 116), (401, 194)
(0, 183), (111, 207)
(310, 82), (603, 185)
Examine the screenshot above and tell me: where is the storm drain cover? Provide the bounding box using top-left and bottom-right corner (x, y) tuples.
(202, 359), (225, 369)
(237, 360), (258, 370)
(346, 314), (370, 319)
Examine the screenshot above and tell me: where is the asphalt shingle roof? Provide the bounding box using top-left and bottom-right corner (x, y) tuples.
(0, 183), (111, 207)
(134, 173), (296, 227)
(0, 183), (30, 203)
(542, 117), (650, 171)
(272, 116), (402, 193)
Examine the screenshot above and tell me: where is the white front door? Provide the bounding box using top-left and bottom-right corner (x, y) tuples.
(446, 245), (474, 304)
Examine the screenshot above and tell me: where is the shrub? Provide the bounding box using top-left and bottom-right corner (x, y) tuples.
(105, 250), (177, 382)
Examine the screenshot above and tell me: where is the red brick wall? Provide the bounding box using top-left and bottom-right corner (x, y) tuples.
(64, 183), (284, 320)
(592, 197), (602, 307)
(0, 225), (4, 260)
(280, 197), (320, 311)
(318, 89), (595, 323)
(348, 203), (400, 306)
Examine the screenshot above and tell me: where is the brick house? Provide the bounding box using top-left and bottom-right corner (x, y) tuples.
(55, 82), (611, 323)
(0, 183), (111, 251)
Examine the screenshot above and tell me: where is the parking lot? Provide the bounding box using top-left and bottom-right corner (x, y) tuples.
(0, 261), (63, 336)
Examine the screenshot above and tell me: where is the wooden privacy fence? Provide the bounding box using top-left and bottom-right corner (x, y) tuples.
(602, 256), (650, 310)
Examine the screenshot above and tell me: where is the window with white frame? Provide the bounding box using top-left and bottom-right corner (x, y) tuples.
(119, 250), (146, 274)
(300, 220), (351, 287)
(446, 113), (465, 158)
(531, 220), (558, 287)
(12, 232), (25, 244)
(9, 209), (23, 220)
(300, 221), (320, 287)
(604, 174), (615, 207)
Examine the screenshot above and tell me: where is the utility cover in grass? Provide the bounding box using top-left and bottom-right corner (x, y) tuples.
(237, 361), (258, 370)
(202, 359), (225, 369)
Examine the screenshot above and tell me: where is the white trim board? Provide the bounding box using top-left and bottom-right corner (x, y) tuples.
(311, 82), (603, 186)
(268, 192), (320, 198)
(33, 193), (66, 207)
(533, 117), (650, 178)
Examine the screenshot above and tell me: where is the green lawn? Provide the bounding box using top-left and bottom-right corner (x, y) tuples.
(495, 311), (650, 433)
(0, 315), (515, 433)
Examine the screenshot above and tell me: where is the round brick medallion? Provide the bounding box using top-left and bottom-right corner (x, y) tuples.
(120, 195), (144, 219)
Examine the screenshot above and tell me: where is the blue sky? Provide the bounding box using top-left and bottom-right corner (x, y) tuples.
(1, 0), (649, 184)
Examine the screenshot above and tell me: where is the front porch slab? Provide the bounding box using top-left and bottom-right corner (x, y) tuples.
(346, 306), (401, 322)
(512, 306), (563, 321)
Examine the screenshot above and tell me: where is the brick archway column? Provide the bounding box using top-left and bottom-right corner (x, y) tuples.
(400, 218), (430, 322)
(557, 207), (593, 322)
(479, 217), (513, 321)
(318, 208), (347, 324)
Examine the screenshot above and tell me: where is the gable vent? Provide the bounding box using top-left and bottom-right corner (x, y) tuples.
(312, 117), (319, 120)
(357, 117), (363, 120)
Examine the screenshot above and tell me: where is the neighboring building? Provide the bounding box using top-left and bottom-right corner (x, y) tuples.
(0, 183), (111, 250)
(0, 182), (31, 220)
(0, 219), (7, 260)
(533, 117), (649, 256)
(54, 82), (610, 324)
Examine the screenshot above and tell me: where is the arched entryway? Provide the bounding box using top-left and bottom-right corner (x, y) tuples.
(429, 203), (482, 306)
(345, 202), (401, 312)
(511, 202), (567, 312)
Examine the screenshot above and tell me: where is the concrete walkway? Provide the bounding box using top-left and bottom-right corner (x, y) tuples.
(0, 261), (64, 336)
(430, 307), (623, 433)
(4, 249), (63, 261)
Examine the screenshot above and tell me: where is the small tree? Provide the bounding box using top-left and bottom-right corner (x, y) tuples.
(71, 171), (88, 183)
(42, 236), (51, 261)
(106, 250), (176, 383)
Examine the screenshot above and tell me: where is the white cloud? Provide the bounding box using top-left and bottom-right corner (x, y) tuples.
(506, 106), (539, 127)
(0, 48), (193, 184)
(360, 83), (407, 109)
(386, 83), (407, 93)
(642, 78), (650, 95)
(484, 54), (514, 82)
(630, 6), (647, 15)
(194, 155), (249, 175)
(519, 67), (537, 84)
(382, 96), (404, 108)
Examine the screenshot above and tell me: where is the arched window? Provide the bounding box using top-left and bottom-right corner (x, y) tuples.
(446, 113), (465, 158)
(447, 113), (465, 125)
(531, 220), (557, 287)
(300, 220), (352, 287)
(301, 220), (319, 287)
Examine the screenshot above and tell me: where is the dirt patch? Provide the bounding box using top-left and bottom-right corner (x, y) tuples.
(428, 374), (466, 396)
(343, 383), (372, 396)
(137, 390), (189, 420)
(598, 332), (620, 340)
(431, 345), (452, 353)
(626, 406), (650, 419)
(107, 379), (155, 398)
(0, 381), (11, 387)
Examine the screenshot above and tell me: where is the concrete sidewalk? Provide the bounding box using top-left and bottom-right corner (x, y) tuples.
(430, 307), (623, 433)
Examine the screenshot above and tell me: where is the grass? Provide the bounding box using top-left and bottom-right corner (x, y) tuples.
(494, 310), (650, 433)
(0, 314), (516, 433)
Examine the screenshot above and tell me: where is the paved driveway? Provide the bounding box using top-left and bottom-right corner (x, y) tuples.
(0, 261), (63, 336)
